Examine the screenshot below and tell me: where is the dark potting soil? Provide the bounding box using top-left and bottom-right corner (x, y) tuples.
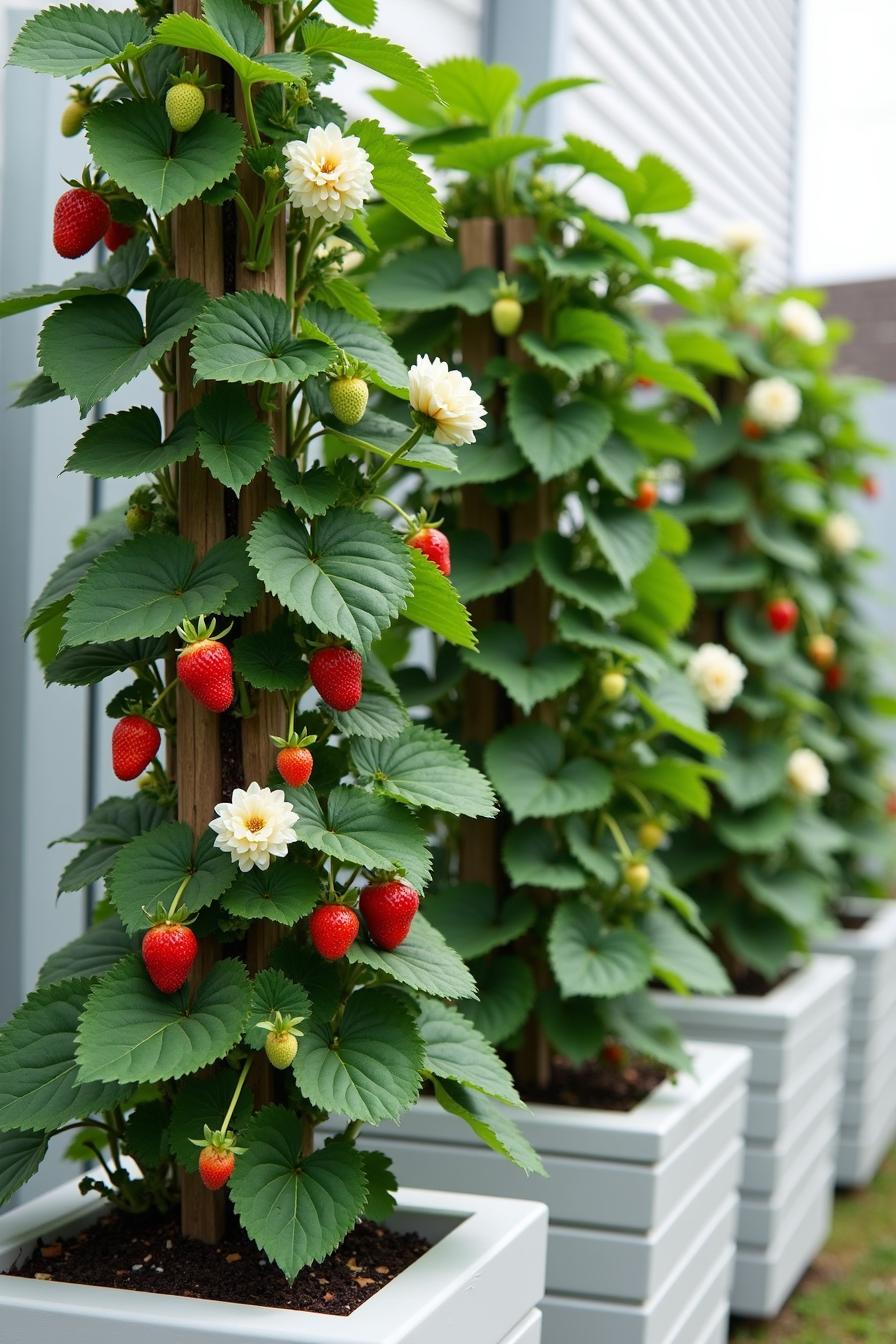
(729, 965), (794, 997)
(838, 911), (872, 931)
(5, 1208), (430, 1316)
(522, 1056), (669, 1112)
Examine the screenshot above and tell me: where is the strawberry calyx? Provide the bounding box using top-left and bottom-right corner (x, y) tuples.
(256, 1009), (305, 1040)
(166, 63), (219, 93)
(177, 614), (233, 650)
(188, 1123), (246, 1157)
(270, 726), (318, 752)
(141, 901), (196, 930)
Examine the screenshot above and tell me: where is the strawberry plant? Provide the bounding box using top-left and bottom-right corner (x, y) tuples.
(0, 1), (544, 1284)
(663, 235), (896, 980)
(362, 61), (734, 1085)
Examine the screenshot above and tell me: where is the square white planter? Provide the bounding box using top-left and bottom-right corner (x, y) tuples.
(655, 954), (853, 1319)
(324, 1042), (749, 1344)
(0, 1177), (547, 1344)
(812, 898), (896, 1186)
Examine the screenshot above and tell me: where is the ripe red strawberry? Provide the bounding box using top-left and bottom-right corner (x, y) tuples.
(309, 647), (362, 712)
(634, 376), (655, 390)
(53, 188), (110, 259)
(741, 418), (764, 440)
(824, 663), (846, 692)
(408, 525), (451, 576)
(277, 745), (313, 788)
(112, 714), (161, 781)
(862, 475), (879, 499)
(198, 1145), (235, 1190)
(631, 479), (658, 511)
(104, 220), (134, 252)
(766, 597), (798, 634)
(886, 792), (896, 818)
(309, 904), (359, 960)
(601, 1042), (626, 1068)
(141, 922), (197, 993)
(177, 617), (233, 713)
(360, 879), (420, 951)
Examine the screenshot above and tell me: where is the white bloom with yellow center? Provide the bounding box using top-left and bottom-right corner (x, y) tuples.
(686, 643), (747, 713)
(745, 377), (802, 432)
(787, 747), (830, 798)
(209, 781), (298, 872)
(822, 511), (861, 555)
(283, 123), (373, 225)
(721, 219), (765, 255)
(778, 297), (826, 346)
(408, 354), (487, 446)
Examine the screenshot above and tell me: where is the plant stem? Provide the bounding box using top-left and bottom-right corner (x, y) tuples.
(240, 78), (261, 148)
(221, 1058), (252, 1133)
(342, 1118), (363, 1142)
(603, 812), (632, 859)
(166, 873), (192, 921)
(373, 494), (414, 525)
(366, 424), (424, 489)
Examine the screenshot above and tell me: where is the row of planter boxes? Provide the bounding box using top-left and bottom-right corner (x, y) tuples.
(2, 902), (895, 1342)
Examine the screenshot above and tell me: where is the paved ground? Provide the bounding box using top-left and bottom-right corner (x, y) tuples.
(730, 1152), (896, 1341)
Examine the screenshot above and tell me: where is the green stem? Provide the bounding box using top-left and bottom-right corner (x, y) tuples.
(373, 494), (415, 526)
(603, 812), (632, 860)
(240, 78), (261, 148)
(342, 1118), (363, 1142)
(367, 424), (425, 489)
(166, 873), (192, 922)
(221, 1059), (252, 1134)
(146, 679), (177, 717)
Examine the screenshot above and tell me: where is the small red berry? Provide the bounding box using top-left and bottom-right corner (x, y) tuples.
(741, 418), (764, 440)
(862, 475), (879, 499)
(407, 526), (451, 577)
(141, 922), (198, 993)
(309, 905), (360, 961)
(631, 479), (658, 511)
(634, 376), (655, 389)
(198, 1146), (235, 1191)
(177, 620), (234, 713)
(53, 188), (110, 259)
(104, 220), (135, 252)
(824, 663), (846, 692)
(309, 647), (363, 712)
(766, 597), (798, 634)
(360, 879), (420, 951)
(277, 745), (313, 788)
(886, 792), (896, 818)
(602, 1042), (626, 1068)
(112, 714), (161, 781)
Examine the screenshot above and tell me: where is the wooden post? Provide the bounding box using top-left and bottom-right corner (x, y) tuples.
(171, 0), (228, 1245)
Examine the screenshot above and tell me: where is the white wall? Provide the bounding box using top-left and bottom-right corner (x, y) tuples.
(795, 0), (896, 284)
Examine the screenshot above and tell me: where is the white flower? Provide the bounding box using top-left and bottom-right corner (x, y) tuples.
(209, 782), (298, 873)
(778, 297), (826, 346)
(283, 123), (373, 225)
(822, 511), (861, 555)
(408, 354), (487, 446)
(721, 219), (765, 256)
(686, 643), (747, 713)
(745, 377), (802, 432)
(787, 747), (830, 798)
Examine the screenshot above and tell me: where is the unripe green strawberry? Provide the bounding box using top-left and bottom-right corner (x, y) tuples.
(329, 376), (369, 425)
(491, 295), (523, 337)
(165, 83), (205, 133)
(638, 820), (666, 851)
(126, 502), (153, 534)
(265, 1029), (298, 1070)
(601, 670), (627, 701)
(624, 861), (651, 895)
(60, 98), (89, 138)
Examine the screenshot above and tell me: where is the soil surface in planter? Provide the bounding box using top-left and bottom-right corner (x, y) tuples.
(521, 1056), (668, 1112)
(729, 966), (793, 997)
(5, 1209), (430, 1315)
(838, 911), (872, 931)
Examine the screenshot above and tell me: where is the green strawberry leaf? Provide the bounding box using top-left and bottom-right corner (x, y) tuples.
(248, 507), (413, 653)
(266, 460), (341, 518)
(301, 19), (436, 98)
(288, 785), (431, 892)
(641, 908), (731, 995)
(414, 997), (523, 1107)
(0, 1130), (50, 1206)
(245, 969), (312, 1050)
(449, 531), (535, 605)
(401, 548), (476, 650)
(462, 956), (535, 1045)
(503, 825), (587, 891)
(229, 1115), (367, 1279)
(582, 497), (657, 588)
(350, 724), (496, 818)
(433, 1078), (544, 1175)
(221, 862), (319, 927)
(25, 524), (128, 635)
(39, 281), (208, 414)
(423, 882), (536, 960)
(8, 4), (152, 77)
(485, 722), (613, 822)
(154, 12), (312, 88)
(190, 291), (334, 385)
(548, 901), (652, 999)
(461, 623), (584, 714)
(195, 384), (274, 492)
(107, 823), (237, 934)
(37, 919), (133, 988)
(76, 956), (251, 1085)
(366, 247), (496, 315)
(350, 119), (447, 240)
(301, 301), (408, 396)
(0, 978), (128, 1132)
(346, 915), (477, 1000)
(0, 237), (152, 319)
(331, 687), (410, 740)
(65, 407), (196, 479)
(294, 988), (423, 1122)
(507, 373), (612, 481)
(359, 1150), (397, 1223)
(535, 533), (634, 620)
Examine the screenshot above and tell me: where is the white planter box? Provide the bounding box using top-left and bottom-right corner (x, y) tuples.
(324, 1042), (749, 1344)
(812, 898), (896, 1186)
(0, 1177), (547, 1344)
(655, 954), (853, 1318)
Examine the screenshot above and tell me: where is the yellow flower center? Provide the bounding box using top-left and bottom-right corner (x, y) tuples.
(320, 158), (336, 174)
(245, 815), (266, 833)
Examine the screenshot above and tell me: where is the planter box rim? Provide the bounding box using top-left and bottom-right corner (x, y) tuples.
(814, 897), (896, 956)
(655, 953), (853, 1031)
(0, 1177), (547, 1343)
